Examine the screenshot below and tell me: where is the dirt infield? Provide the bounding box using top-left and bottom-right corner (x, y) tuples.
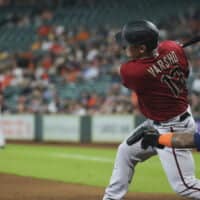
(0, 173), (186, 200)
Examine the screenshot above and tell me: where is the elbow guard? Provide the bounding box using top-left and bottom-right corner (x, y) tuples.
(194, 132), (200, 151)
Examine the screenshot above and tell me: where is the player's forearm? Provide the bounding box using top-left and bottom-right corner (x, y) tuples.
(171, 133), (195, 148)
(158, 132), (200, 150)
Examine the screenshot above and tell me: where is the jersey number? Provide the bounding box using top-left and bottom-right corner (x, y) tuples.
(161, 66), (186, 97)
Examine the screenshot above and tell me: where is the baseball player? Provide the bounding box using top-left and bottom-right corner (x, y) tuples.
(141, 129), (200, 150)
(103, 20), (200, 200)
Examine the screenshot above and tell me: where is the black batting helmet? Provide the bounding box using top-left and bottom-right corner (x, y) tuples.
(115, 20), (159, 50)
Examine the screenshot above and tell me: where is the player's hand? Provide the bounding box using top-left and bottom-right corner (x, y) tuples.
(141, 128), (164, 149)
(127, 125), (160, 146)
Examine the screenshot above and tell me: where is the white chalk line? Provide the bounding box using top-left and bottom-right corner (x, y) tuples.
(52, 153), (114, 163)
(10, 147), (114, 163)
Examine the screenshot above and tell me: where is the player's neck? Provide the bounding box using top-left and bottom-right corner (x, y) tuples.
(139, 50), (156, 59)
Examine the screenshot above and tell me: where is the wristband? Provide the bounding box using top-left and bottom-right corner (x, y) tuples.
(158, 132), (173, 147)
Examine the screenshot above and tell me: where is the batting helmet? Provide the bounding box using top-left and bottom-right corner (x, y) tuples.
(115, 20), (159, 50)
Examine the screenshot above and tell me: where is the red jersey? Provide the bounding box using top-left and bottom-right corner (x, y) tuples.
(120, 40), (189, 122)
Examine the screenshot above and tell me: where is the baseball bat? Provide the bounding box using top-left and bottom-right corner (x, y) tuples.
(182, 35), (200, 48)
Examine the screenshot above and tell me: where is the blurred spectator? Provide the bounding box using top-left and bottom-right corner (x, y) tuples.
(0, 5), (200, 117)
(16, 96), (27, 113)
(190, 92), (200, 117)
(0, 93), (8, 113)
(192, 74), (200, 93)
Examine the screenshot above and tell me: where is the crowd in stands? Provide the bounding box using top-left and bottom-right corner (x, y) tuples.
(0, 7), (200, 117)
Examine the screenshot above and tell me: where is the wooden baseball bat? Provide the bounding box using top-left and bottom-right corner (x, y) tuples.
(182, 35), (200, 48)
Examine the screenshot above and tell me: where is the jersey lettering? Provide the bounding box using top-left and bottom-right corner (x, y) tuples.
(161, 66), (186, 97)
(147, 51), (179, 77)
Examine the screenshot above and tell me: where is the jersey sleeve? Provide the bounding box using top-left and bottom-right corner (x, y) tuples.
(158, 40), (189, 76)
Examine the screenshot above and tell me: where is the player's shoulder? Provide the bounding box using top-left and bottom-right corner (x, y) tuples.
(121, 59), (136, 68)
(158, 40), (184, 56)
(158, 40), (182, 50)
(120, 59), (138, 75)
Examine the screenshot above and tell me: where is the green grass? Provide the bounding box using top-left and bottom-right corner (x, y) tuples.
(0, 144), (199, 193)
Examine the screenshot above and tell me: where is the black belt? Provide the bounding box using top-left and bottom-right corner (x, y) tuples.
(153, 111), (190, 125)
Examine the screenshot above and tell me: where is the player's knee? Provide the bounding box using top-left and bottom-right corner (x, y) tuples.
(118, 143), (128, 154)
(117, 142), (134, 160)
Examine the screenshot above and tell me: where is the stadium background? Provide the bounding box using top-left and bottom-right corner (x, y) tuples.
(0, 0), (200, 200)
